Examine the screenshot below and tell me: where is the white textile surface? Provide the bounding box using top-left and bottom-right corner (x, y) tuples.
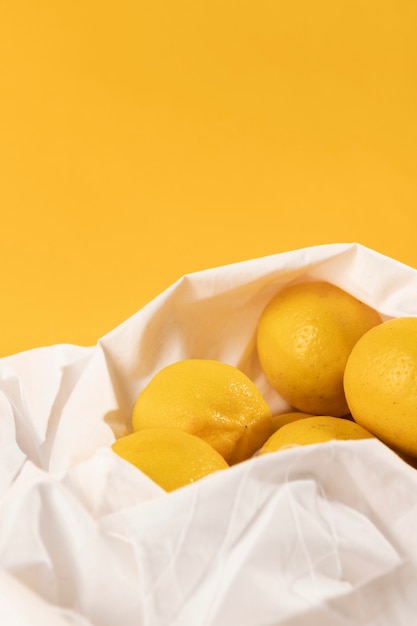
(1, 242), (417, 625)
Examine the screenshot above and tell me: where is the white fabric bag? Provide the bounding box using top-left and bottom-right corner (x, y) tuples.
(1, 242), (417, 625)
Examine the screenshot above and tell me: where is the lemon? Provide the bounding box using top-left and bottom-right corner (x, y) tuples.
(271, 411), (315, 433)
(132, 359), (273, 465)
(344, 316), (417, 457)
(256, 281), (382, 416)
(258, 415), (374, 454)
(112, 427), (229, 492)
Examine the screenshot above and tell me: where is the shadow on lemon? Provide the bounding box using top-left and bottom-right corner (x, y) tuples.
(271, 411), (315, 433)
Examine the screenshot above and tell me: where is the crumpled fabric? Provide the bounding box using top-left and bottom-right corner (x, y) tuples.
(1, 242), (417, 625)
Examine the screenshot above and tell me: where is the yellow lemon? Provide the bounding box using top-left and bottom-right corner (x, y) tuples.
(258, 415), (374, 454)
(132, 359), (273, 465)
(112, 427), (229, 492)
(271, 411), (315, 433)
(256, 281), (382, 416)
(344, 316), (417, 458)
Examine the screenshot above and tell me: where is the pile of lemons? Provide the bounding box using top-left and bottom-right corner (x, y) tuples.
(112, 280), (417, 491)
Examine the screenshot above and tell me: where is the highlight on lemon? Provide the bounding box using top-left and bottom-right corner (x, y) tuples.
(258, 415), (374, 455)
(112, 427), (229, 492)
(132, 359), (273, 465)
(256, 280), (382, 417)
(344, 316), (417, 458)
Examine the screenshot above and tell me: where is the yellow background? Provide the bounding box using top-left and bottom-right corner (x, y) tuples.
(1, 0), (416, 356)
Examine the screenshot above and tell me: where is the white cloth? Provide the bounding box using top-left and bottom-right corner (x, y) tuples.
(1, 242), (417, 625)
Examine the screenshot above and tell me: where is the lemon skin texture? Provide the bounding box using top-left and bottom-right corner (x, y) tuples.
(256, 281), (382, 417)
(344, 316), (417, 458)
(112, 427), (229, 492)
(258, 415), (374, 454)
(132, 359), (273, 465)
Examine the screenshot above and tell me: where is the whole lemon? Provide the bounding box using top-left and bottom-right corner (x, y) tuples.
(132, 359), (272, 465)
(344, 316), (417, 457)
(256, 281), (382, 416)
(258, 415), (374, 454)
(112, 427), (229, 492)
